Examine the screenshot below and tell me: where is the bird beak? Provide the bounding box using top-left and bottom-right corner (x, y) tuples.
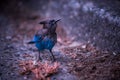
(39, 21), (46, 24)
(55, 19), (61, 23)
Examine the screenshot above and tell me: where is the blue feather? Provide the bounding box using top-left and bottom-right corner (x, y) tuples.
(29, 34), (55, 51)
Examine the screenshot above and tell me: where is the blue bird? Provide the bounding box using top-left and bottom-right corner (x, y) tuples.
(28, 19), (60, 62)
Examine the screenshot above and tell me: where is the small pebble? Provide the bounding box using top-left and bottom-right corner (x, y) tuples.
(6, 36), (12, 40)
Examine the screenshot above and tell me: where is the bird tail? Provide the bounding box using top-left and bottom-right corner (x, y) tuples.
(27, 41), (35, 44)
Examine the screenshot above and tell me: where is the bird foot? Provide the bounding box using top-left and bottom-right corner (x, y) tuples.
(33, 58), (42, 65)
(39, 57), (42, 61)
(52, 58), (56, 62)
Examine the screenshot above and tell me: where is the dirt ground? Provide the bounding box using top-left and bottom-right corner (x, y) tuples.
(0, 15), (120, 80)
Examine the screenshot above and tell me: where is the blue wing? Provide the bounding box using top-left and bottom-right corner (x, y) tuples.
(34, 34), (45, 50)
(42, 37), (55, 50)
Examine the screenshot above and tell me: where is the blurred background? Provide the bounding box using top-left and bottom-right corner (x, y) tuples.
(0, 0), (120, 53)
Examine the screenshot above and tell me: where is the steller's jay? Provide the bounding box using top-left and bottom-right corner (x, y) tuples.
(28, 19), (60, 62)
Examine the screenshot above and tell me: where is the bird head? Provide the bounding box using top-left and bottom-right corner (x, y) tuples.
(39, 19), (61, 30)
(49, 19), (61, 25)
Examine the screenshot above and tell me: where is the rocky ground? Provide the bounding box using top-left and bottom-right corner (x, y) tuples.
(0, 15), (120, 80)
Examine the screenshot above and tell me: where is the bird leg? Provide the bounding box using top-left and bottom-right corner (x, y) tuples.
(38, 51), (42, 61)
(49, 50), (55, 61)
(35, 51), (42, 64)
(33, 51), (42, 65)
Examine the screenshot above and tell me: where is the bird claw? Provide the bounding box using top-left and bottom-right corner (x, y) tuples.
(52, 57), (56, 62)
(34, 57), (42, 65)
(39, 57), (42, 61)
